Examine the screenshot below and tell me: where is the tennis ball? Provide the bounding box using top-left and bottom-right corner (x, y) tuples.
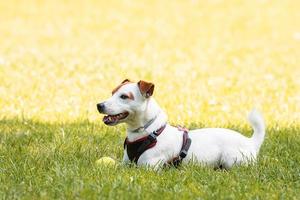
(95, 157), (116, 166)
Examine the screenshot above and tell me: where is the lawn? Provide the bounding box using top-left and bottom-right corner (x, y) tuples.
(0, 119), (299, 199)
(0, 0), (300, 199)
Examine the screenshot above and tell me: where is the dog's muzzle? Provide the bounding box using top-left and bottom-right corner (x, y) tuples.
(97, 102), (129, 125)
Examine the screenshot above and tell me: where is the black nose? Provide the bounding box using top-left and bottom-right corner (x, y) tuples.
(97, 103), (105, 113)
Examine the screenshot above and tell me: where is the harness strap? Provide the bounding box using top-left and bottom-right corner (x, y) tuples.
(134, 132), (159, 163)
(167, 126), (192, 167)
(124, 125), (166, 163)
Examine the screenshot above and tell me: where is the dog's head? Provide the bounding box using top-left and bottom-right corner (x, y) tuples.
(97, 79), (155, 126)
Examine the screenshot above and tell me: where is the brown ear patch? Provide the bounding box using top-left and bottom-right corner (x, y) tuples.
(121, 79), (131, 84)
(112, 79), (132, 95)
(138, 80), (154, 98)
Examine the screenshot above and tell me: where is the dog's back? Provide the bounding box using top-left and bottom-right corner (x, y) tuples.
(184, 109), (265, 168)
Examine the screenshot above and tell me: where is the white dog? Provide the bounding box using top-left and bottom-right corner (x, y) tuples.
(97, 79), (266, 169)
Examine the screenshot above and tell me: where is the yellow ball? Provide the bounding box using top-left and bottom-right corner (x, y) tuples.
(95, 157), (116, 166)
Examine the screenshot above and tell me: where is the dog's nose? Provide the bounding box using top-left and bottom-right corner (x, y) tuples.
(97, 103), (105, 113)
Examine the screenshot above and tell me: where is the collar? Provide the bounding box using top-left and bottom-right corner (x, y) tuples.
(131, 112), (160, 133)
(126, 124), (167, 144)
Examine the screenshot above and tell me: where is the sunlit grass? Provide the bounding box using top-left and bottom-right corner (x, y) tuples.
(0, 0), (299, 126)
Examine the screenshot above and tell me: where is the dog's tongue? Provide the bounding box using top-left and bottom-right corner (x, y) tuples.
(103, 115), (116, 124)
(102, 113), (129, 125)
(103, 116), (111, 124)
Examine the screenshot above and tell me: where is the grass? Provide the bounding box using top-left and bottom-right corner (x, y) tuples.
(0, 0), (300, 199)
(0, 119), (299, 199)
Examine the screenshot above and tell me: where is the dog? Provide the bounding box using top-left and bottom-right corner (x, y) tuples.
(97, 79), (266, 169)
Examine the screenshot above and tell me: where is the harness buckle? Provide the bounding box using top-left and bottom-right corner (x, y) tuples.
(179, 150), (187, 158)
(147, 132), (157, 142)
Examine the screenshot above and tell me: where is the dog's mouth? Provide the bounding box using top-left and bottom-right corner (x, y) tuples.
(103, 112), (129, 125)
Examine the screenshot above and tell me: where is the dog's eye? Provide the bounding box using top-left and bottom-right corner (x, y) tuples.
(120, 94), (129, 100)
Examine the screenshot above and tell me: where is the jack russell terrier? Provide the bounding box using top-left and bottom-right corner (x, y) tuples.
(97, 79), (266, 169)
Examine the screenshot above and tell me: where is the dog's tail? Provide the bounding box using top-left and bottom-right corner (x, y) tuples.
(248, 109), (266, 152)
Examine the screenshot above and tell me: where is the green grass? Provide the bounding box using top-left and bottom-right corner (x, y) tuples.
(0, 119), (299, 199)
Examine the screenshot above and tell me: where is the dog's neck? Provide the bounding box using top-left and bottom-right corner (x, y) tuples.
(126, 98), (168, 142)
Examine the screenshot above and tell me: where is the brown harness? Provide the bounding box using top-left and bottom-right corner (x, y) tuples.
(123, 125), (192, 167)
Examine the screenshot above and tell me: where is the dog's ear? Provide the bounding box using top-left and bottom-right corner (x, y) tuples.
(112, 79), (131, 95)
(138, 80), (154, 98)
(121, 79), (131, 84)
